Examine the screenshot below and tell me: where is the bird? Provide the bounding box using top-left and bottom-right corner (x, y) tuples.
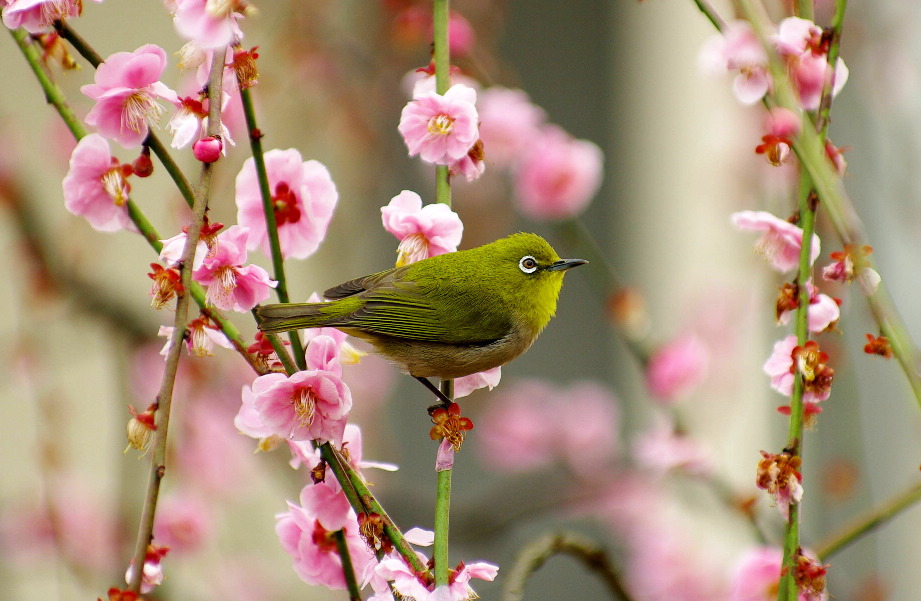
(256, 232), (586, 401)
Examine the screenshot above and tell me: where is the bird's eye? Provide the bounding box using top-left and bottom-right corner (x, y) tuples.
(519, 255), (538, 274)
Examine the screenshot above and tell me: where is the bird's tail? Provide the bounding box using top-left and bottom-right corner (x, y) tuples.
(255, 303), (330, 334)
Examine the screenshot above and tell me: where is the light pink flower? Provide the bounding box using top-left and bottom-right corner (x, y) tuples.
(62, 133), (134, 231)
(777, 280), (840, 333)
(402, 66), (480, 100)
(81, 44), (179, 148)
(645, 334), (710, 402)
(632, 417), (713, 476)
(625, 527), (729, 601)
(477, 380), (619, 474)
(448, 148), (485, 182)
(369, 552), (497, 601)
(170, 0), (245, 49)
(398, 83), (479, 166)
(381, 190), (463, 266)
(2, 0), (99, 34)
(153, 493), (212, 553)
(772, 17), (848, 111)
(513, 125), (603, 220)
(699, 20), (771, 104)
(168, 92), (235, 151)
(275, 482), (375, 590)
(729, 547), (826, 601)
(763, 335), (831, 403)
(250, 342), (352, 444)
(454, 366), (501, 399)
(477, 87), (547, 168)
(158, 320), (232, 358)
(731, 210), (820, 273)
(236, 148), (338, 260)
(193, 225), (277, 312)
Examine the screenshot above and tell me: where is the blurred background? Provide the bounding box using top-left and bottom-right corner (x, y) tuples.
(1, 0), (920, 599)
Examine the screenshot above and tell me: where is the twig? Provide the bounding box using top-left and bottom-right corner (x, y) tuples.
(502, 532), (634, 601)
(126, 50), (226, 592)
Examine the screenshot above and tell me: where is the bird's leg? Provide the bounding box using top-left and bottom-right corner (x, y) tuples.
(414, 376), (453, 414)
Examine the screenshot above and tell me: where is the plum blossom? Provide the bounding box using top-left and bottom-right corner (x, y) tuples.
(81, 45), (179, 148)
(763, 335), (834, 404)
(153, 494), (212, 553)
(168, 92), (235, 151)
(513, 125), (603, 220)
(756, 450), (803, 520)
(169, 0), (247, 49)
(729, 547), (830, 601)
(699, 20), (770, 104)
(755, 108), (801, 166)
(236, 148), (338, 260)
(381, 190), (463, 266)
(454, 366), (501, 398)
(776, 280), (840, 333)
(477, 380), (619, 474)
(731, 210), (820, 273)
(645, 334), (710, 402)
(773, 17), (848, 111)
(2, 0), (100, 34)
(632, 417), (714, 476)
(477, 87), (547, 168)
(822, 244), (880, 294)
(398, 83), (479, 165)
(157, 319), (232, 358)
(62, 133), (135, 232)
(275, 481), (375, 590)
(192, 225), (276, 312)
(368, 551), (497, 601)
(248, 335), (352, 444)
(126, 544), (169, 594)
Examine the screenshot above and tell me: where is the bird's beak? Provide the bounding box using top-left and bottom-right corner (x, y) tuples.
(546, 258), (589, 272)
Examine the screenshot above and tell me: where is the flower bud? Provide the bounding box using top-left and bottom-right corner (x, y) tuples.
(193, 136), (223, 163)
(132, 151), (154, 178)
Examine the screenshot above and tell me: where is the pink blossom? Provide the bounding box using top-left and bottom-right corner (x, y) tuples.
(275, 482), (375, 590)
(398, 83), (479, 166)
(168, 92), (235, 151)
(513, 125), (603, 220)
(235, 148), (338, 260)
(699, 20), (771, 104)
(447, 11), (475, 57)
(772, 17), (848, 111)
(381, 190), (463, 266)
(477, 380), (619, 474)
(157, 320), (232, 358)
(645, 334), (710, 402)
(193, 135), (223, 162)
(477, 87), (547, 168)
(777, 280), (840, 333)
(632, 417), (713, 476)
(193, 225), (277, 312)
(81, 44), (179, 148)
(625, 527), (729, 601)
(126, 544), (169, 594)
(731, 210), (820, 273)
(250, 344), (352, 444)
(763, 335), (831, 403)
(369, 552), (497, 601)
(153, 493), (212, 553)
(448, 147), (485, 182)
(170, 0), (245, 49)
(403, 66), (480, 99)
(2, 0), (99, 34)
(62, 133), (135, 232)
(158, 230), (208, 270)
(454, 366), (501, 399)
(729, 547), (826, 601)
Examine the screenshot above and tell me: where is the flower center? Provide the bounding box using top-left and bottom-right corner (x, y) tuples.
(272, 182), (301, 226)
(428, 113), (455, 136)
(101, 167), (129, 207)
(396, 233), (430, 267)
(292, 388), (316, 429)
(123, 92), (162, 134)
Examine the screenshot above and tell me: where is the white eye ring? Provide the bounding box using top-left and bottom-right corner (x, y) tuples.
(519, 255), (538, 274)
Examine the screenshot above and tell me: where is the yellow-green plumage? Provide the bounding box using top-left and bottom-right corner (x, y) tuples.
(256, 232), (586, 379)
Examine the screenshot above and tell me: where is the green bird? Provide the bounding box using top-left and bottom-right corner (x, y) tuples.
(256, 232), (586, 389)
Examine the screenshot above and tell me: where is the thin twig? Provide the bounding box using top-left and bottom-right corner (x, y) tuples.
(126, 50), (226, 592)
(502, 532), (634, 601)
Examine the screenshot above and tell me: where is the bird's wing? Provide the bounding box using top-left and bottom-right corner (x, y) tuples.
(323, 267), (406, 300)
(327, 276), (513, 345)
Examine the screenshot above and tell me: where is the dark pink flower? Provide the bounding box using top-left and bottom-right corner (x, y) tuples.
(275, 482), (375, 589)
(398, 83), (479, 165)
(62, 133), (134, 231)
(776, 280), (840, 333)
(731, 210), (820, 273)
(645, 334), (710, 402)
(250, 349), (352, 444)
(381, 190), (463, 266)
(235, 148), (338, 260)
(193, 135), (223, 162)
(193, 225), (276, 312)
(81, 44), (179, 148)
(513, 125), (603, 220)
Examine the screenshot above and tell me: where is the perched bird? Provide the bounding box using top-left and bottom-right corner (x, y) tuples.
(256, 232), (586, 385)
